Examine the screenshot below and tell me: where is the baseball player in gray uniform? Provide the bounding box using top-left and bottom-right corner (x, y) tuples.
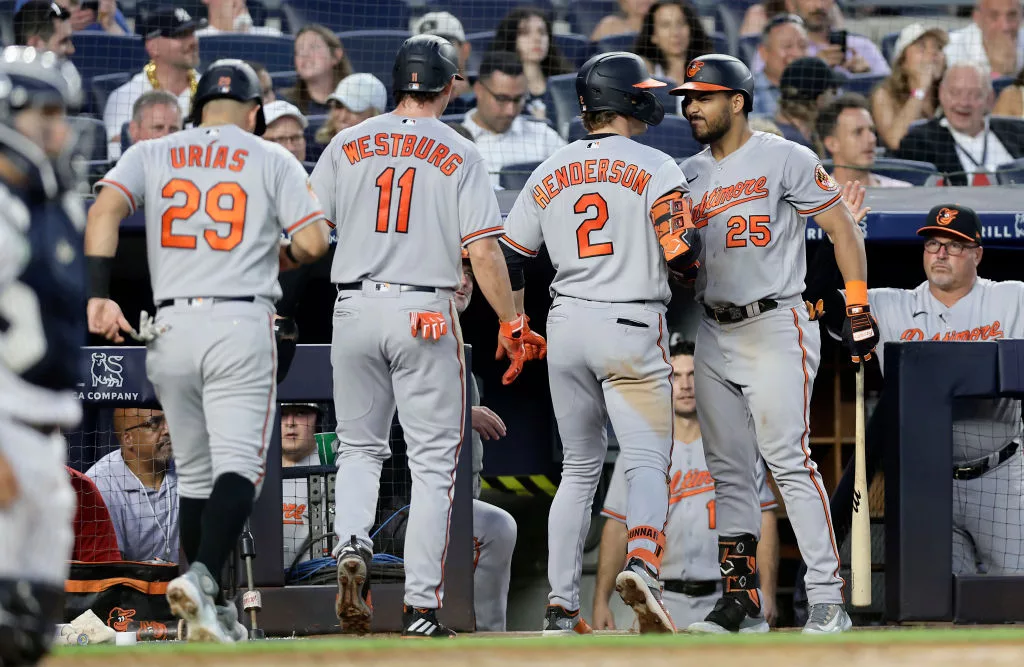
(86, 59), (329, 643)
(672, 54), (877, 635)
(594, 339), (780, 631)
(501, 52), (702, 636)
(310, 35), (542, 638)
(813, 203), (1023, 576)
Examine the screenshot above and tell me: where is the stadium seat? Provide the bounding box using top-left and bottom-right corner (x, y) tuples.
(69, 116), (109, 163)
(842, 73), (885, 96)
(547, 72), (578, 139)
(198, 34), (296, 73)
(439, 113), (467, 124)
(499, 161), (542, 190)
(281, 0), (410, 33)
(822, 157), (938, 186)
(554, 33), (594, 68)
(269, 70), (297, 94)
(566, 0), (618, 39)
(425, 0), (556, 36)
(711, 31), (731, 57)
(69, 34), (148, 84)
(120, 121), (132, 156)
(337, 30), (412, 107)
(881, 31), (899, 64)
(465, 31), (494, 75)
(304, 114), (327, 164)
(90, 72), (132, 118)
(594, 32), (638, 55)
(567, 115), (703, 159)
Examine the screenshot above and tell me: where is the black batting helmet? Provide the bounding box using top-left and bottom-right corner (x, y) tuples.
(188, 59), (266, 135)
(670, 54), (754, 112)
(393, 34), (463, 96)
(576, 52), (666, 126)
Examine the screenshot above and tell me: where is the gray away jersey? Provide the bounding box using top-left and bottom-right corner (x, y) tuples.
(868, 278), (1024, 460)
(310, 114), (505, 289)
(501, 135), (687, 304)
(98, 124), (325, 303)
(681, 132), (843, 308)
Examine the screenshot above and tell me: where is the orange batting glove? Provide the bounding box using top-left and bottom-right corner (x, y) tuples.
(496, 315), (532, 385)
(496, 314), (547, 362)
(410, 311), (448, 341)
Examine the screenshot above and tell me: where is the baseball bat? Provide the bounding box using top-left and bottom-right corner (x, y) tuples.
(850, 363), (871, 607)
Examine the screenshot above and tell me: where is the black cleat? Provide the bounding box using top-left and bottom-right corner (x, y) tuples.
(401, 605), (456, 638)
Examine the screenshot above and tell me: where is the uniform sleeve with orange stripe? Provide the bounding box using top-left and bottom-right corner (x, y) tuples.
(272, 147), (326, 235)
(599, 454), (628, 524)
(308, 142), (337, 229)
(93, 142), (147, 214)
(499, 173), (543, 258)
(458, 154), (505, 246)
(781, 143), (843, 217)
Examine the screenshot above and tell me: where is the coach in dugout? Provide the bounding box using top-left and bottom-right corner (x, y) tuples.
(795, 196), (1024, 619)
(86, 409), (179, 563)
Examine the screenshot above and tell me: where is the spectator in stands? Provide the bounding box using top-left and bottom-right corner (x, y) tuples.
(103, 6), (203, 160)
(631, 0), (714, 86)
(285, 24), (352, 116)
(739, 0), (796, 36)
(13, 1), (74, 58)
(127, 90), (182, 145)
(871, 24), (947, 152)
(280, 403), (323, 567)
(817, 93), (911, 187)
(591, 0), (654, 41)
(772, 56), (842, 152)
(196, 0), (281, 36)
(752, 13), (809, 116)
(755, 0), (888, 76)
(412, 12), (472, 98)
(59, 0), (128, 33)
(490, 7), (573, 120)
(945, 0), (1024, 78)
(462, 51), (566, 187)
(262, 100), (308, 162)
(896, 63), (1024, 185)
(315, 73), (386, 145)
(994, 64), (1024, 115)
(67, 467), (122, 562)
(246, 60), (275, 104)
(86, 409), (179, 563)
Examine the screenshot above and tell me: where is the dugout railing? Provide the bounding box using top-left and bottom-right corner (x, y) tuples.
(77, 343), (476, 635)
(886, 340), (1024, 624)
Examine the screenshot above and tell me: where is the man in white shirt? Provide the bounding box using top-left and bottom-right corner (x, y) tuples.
(895, 63), (1024, 185)
(102, 6), (203, 159)
(945, 0), (1024, 77)
(86, 409), (180, 562)
(817, 93), (912, 187)
(462, 50), (566, 188)
(195, 0), (281, 36)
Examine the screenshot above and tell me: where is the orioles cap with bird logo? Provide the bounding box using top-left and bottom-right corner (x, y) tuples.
(916, 204), (982, 245)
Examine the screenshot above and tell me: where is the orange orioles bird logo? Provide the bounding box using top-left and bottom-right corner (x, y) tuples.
(107, 607), (136, 631)
(814, 164), (838, 191)
(686, 60), (704, 78)
(936, 207), (959, 226)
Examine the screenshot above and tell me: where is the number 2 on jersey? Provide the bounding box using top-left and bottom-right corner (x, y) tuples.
(725, 215), (771, 248)
(375, 167), (416, 234)
(575, 193), (613, 258)
(161, 178), (247, 251)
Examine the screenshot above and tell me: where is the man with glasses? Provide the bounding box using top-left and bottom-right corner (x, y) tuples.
(462, 51), (565, 188)
(86, 409), (179, 562)
(262, 99), (308, 163)
(13, 1), (75, 58)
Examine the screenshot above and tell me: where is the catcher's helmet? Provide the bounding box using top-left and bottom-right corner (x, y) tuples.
(0, 45), (83, 120)
(188, 59), (266, 135)
(393, 35), (464, 96)
(670, 54), (754, 112)
(576, 52), (666, 127)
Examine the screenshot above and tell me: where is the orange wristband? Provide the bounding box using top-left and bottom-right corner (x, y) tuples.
(845, 280), (868, 306)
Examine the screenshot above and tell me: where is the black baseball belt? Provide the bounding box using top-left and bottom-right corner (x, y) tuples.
(156, 296), (255, 308)
(953, 441), (1019, 480)
(662, 579), (719, 597)
(336, 281), (435, 293)
(704, 299), (779, 324)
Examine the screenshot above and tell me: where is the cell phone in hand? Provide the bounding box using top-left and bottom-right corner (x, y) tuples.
(828, 29), (848, 55)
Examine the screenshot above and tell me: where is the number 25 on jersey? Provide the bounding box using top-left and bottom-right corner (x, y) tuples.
(725, 215), (771, 249)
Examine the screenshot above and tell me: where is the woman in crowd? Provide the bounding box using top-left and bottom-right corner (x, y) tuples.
(490, 7), (573, 120)
(590, 0), (654, 41)
(870, 24), (946, 151)
(632, 0), (715, 85)
(993, 65), (1024, 117)
(285, 24), (352, 116)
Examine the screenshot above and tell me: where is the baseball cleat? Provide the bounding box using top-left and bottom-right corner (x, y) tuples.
(166, 565), (232, 643)
(687, 596), (769, 634)
(216, 604), (249, 642)
(335, 535), (373, 635)
(802, 603), (852, 634)
(401, 605), (455, 638)
(542, 605), (593, 635)
(615, 558), (676, 634)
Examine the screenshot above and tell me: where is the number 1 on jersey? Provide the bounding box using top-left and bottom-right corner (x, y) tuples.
(375, 167), (416, 234)
(706, 498), (716, 530)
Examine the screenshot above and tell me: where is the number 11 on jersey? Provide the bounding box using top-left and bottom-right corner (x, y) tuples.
(376, 167), (416, 234)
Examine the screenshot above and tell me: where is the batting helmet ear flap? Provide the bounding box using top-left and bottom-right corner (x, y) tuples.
(634, 89), (665, 126)
(254, 103), (266, 136)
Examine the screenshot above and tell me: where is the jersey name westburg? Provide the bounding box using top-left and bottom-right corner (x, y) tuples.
(531, 159), (652, 209)
(169, 144), (248, 171)
(341, 133), (464, 176)
(688, 176), (769, 226)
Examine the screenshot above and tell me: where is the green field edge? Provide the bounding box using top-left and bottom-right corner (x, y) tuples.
(55, 625), (1024, 657)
